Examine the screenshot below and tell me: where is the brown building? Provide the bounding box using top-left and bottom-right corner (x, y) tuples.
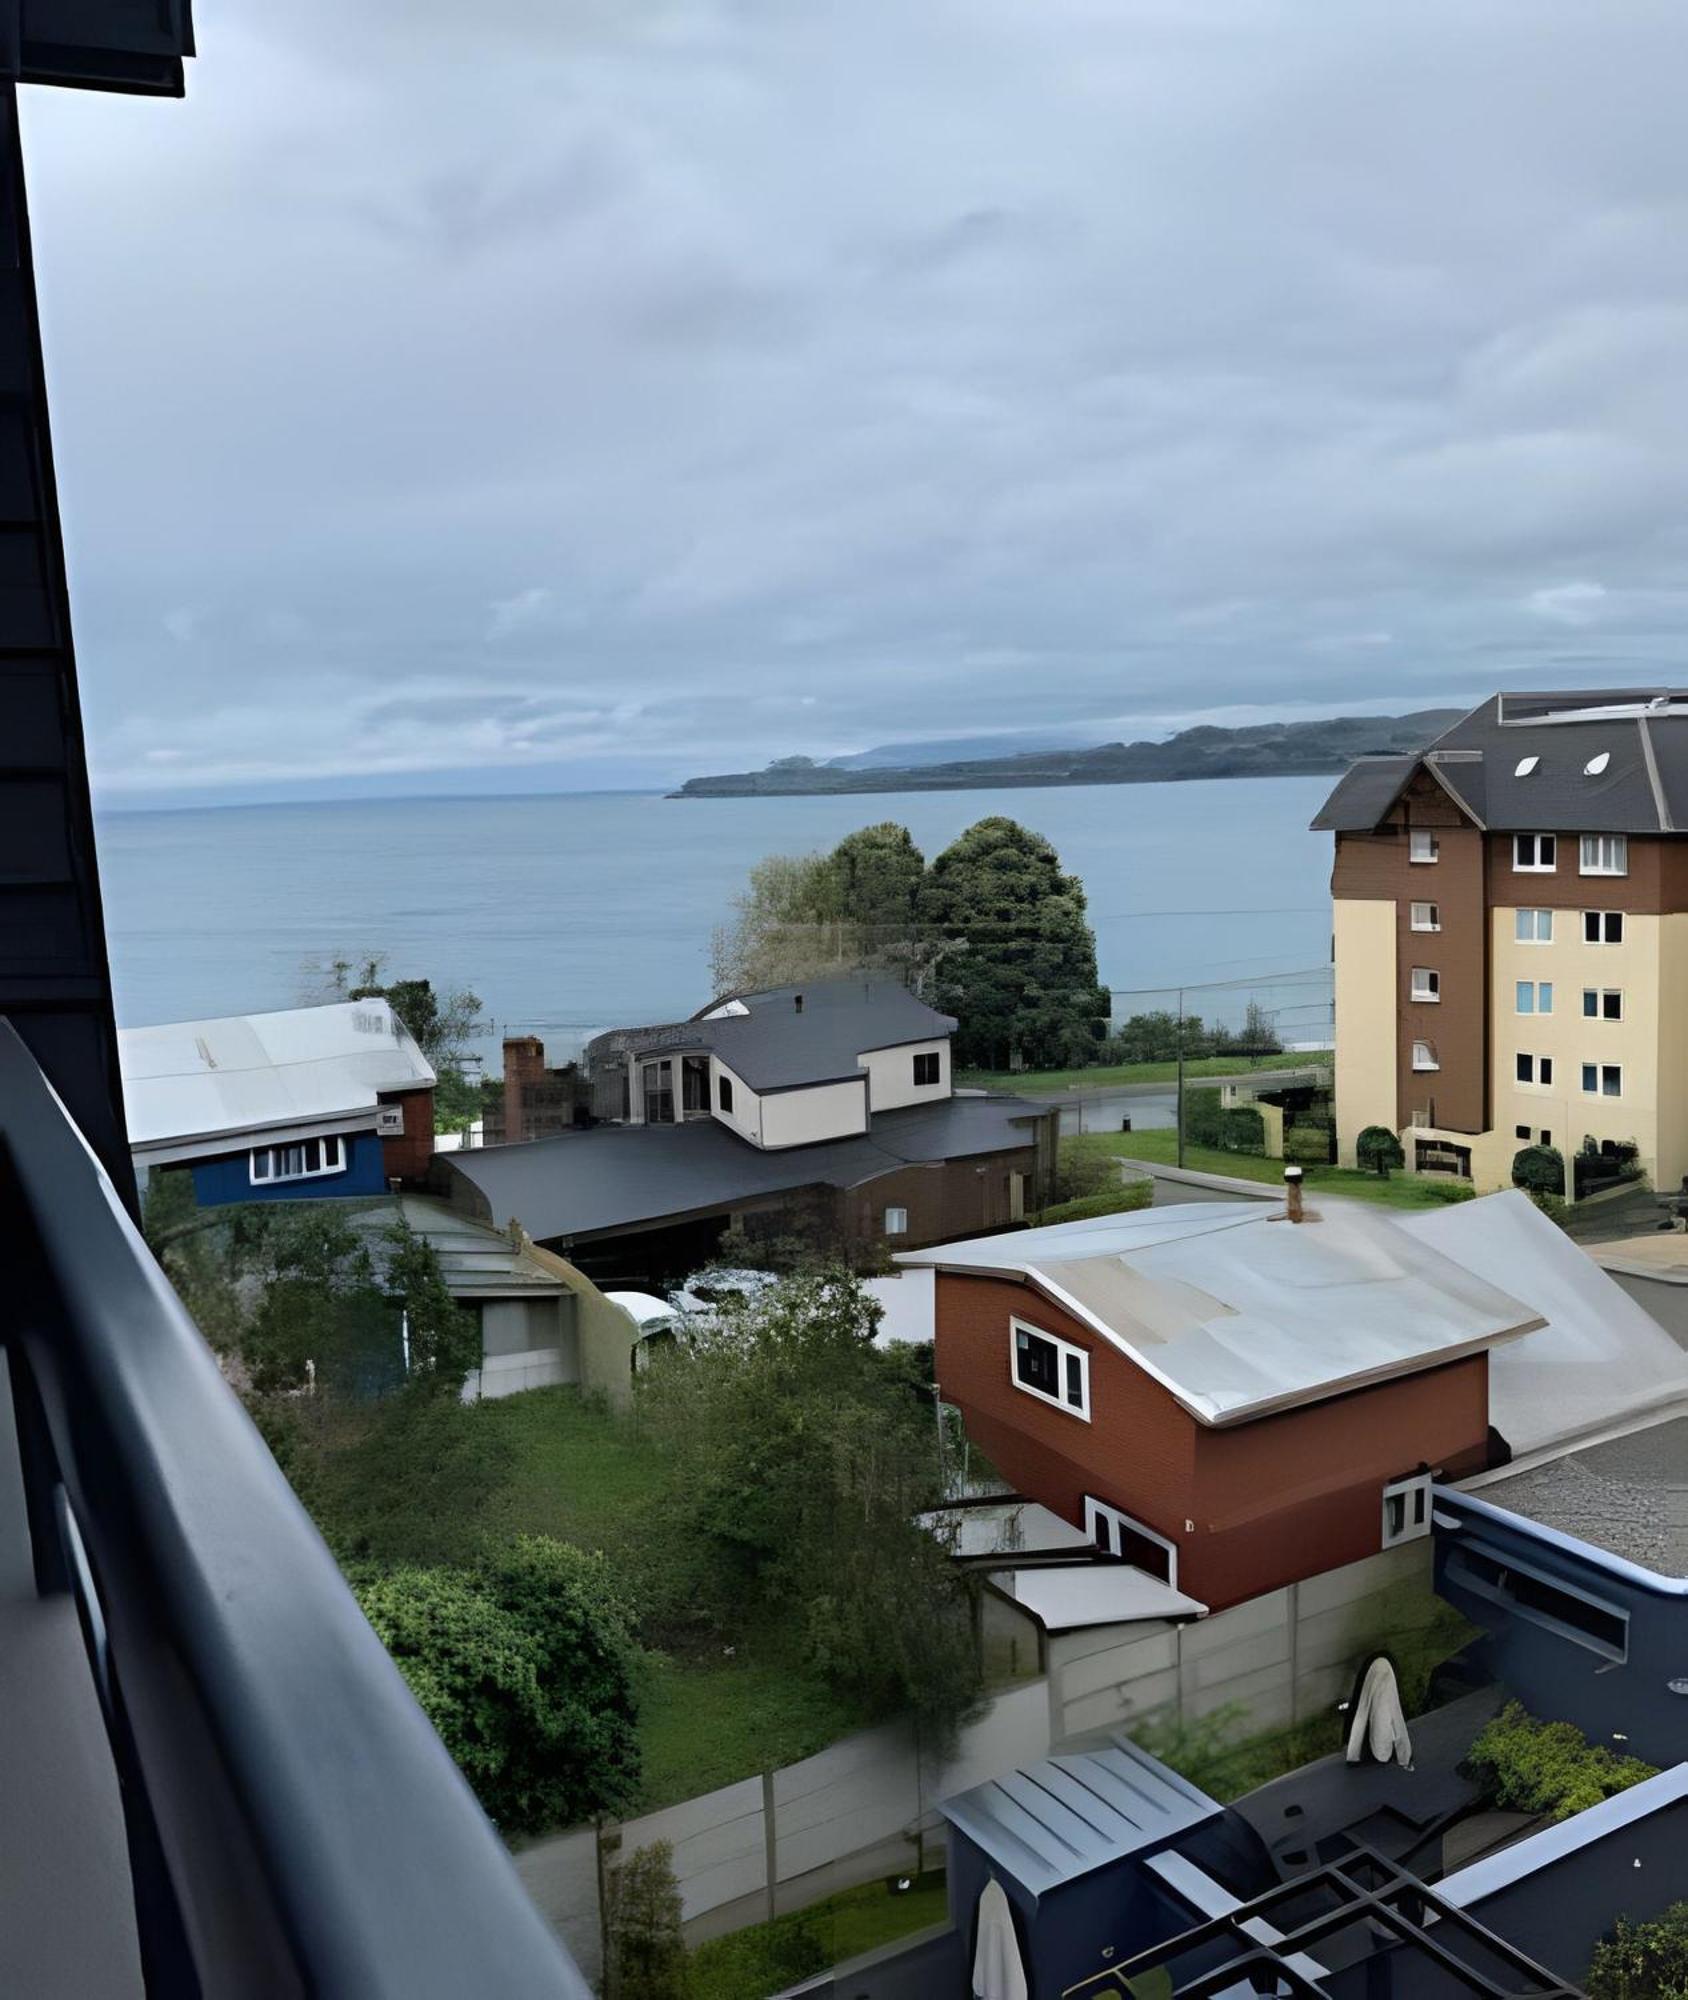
(481, 1035), (586, 1145)
(1315, 689), (1688, 1191)
(902, 1190), (1538, 1611)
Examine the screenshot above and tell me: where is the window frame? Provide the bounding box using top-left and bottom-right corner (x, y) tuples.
(1579, 833), (1629, 878)
(1409, 901), (1440, 932)
(1409, 966), (1440, 1002)
(1583, 910), (1625, 945)
(1515, 1053), (1553, 1087)
(1410, 1040), (1438, 1072)
(1513, 980), (1553, 1016)
(717, 1073), (734, 1114)
(1512, 832), (1558, 874)
(1581, 988), (1623, 1022)
(1380, 1472), (1432, 1549)
(1408, 830), (1438, 864)
(1514, 907), (1553, 944)
(248, 1134), (346, 1186)
(1581, 1062), (1623, 1099)
(1084, 1496), (1178, 1587)
(912, 1050), (941, 1088)
(883, 1205), (909, 1236)
(1010, 1317), (1091, 1422)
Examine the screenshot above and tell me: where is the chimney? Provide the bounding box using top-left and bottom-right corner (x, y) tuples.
(1283, 1164), (1304, 1223)
(502, 1036), (545, 1145)
(794, 992), (804, 1014)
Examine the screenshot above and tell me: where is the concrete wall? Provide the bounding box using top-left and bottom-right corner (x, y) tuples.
(467, 1295), (577, 1400)
(862, 1040), (949, 1113)
(1333, 899), (1398, 1167)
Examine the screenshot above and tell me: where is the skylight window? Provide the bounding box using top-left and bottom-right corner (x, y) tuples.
(1584, 751), (1610, 775)
(1514, 755), (1539, 777)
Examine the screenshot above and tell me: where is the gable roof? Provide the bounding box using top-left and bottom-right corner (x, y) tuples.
(899, 1198), (1542, 1424)
(120, 1000), (435, 1154)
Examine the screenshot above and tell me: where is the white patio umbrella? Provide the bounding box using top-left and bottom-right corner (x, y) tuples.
(972, 1876), (1029, 2000)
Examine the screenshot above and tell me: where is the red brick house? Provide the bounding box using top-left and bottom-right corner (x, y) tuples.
(902, 1191), (1543, 1611)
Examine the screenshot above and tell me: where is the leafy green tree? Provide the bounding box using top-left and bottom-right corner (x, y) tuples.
(241, 1206), (397, 1395)
(316, 955), (483, 1133)
(1587, 1901), (1688, 2000)
(1356, 1125), (1406, 1178)
(1106, 1010), (1206, 1064)
(381, 1217), (482, 1390)
(605, 1842), (692, 2000)
(708, 850), (849, 994)
(919, 818), (1109, 1070)
(1511, 1144), (1566, 1199)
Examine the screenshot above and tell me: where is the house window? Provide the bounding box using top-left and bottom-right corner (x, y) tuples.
(1411, 1041), (1438, 1071)
(717, 1074), (734, 1113)
(1011, 1319), (1090, 1421)
(1514, 981), (1552, 1015)
(1410, 967), (1440, 1002)
(1581, 1063), (1622, 1098)
(1579, 833), (1628, 877)
(1513, 833), (1557, 872)
(1408, 830), (1438, 864)
(1515, 1053), (1553, 1086)
(1515, 907), (1553, 943)
(1582, 989), (1623, 1022)
(883, 1206), (908, 1236)
(1083, 1497), (1177, 1586)
(1584, 909), (1624, 944)
(249, 1135), (345, 1185)
(1515, 1124), (1531, 1141)
(1541, 1129), (1551, 1146)
(912, 1051), (941, 1087)
(1410, 902), (1439, 931)
(1446, 1546), (1628, 1661)
(1381, 1473), (1432, 1549)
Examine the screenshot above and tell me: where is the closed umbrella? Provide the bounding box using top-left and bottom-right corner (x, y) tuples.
(972, 1876), (1029, 2000)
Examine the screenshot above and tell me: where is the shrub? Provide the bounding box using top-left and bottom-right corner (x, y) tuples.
(1512, 1144), (1566, 1198)
(1587, 1901), (1688, 2000)
(1046, 1143), (1119, 1207)
(1219, 1106), (1266, 1155)
(1467, 1702), (1657, 1823)
(1417, 1179), (1477, 1204)
(1526, 1188), (1571, 1228)
(1283, 1124), (1334, 1167)
(1034, 1181), (1153, 1226)
(605, 1842), (692, 2000)
(1356, 1125), (1405, 1177)
(1183, 1087), (1224, 1148)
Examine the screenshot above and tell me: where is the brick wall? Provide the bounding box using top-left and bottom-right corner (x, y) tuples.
(378, 1087), (435, 1183)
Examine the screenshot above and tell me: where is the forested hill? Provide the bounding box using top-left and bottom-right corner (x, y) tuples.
(670, 709), (1465, 798)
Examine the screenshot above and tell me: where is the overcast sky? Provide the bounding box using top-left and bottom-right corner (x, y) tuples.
(24, 1), (1688, 803)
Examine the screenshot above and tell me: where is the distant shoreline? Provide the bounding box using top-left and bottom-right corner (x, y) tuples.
(670, 758), (1365, 799)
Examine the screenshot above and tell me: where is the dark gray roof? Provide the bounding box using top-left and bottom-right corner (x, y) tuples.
(1313, 690), (1688, 836)
(941, 1735), (1219, 1899)
(441, 1095), (1046, 1242)
(586, 980), (955, 1093)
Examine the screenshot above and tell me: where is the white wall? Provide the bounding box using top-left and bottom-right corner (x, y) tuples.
(708, 1056), (763, 1145)
(862, 1040), (951, 1113)
(758, 1077), (868, 1149)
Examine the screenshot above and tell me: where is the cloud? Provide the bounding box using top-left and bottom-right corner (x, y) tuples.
(486, 587), (555, 640)
(1524, 581), (1609, 625)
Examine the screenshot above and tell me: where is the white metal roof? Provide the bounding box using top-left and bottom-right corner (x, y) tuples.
(120, 1000), (435, 1155)
(899, 1199), (1542, 1425)
(987, 1564), (1207, 1632)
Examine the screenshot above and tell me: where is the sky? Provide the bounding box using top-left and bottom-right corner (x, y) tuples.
(23, 0), (1688, 805)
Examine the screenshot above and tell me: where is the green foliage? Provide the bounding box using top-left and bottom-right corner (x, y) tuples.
(1526, 1188), (1571, 1227)
(1048, 1141), (1119, 1207)
(1183, 1086), (1224, 1148)
(1512, 1144), (1567, 1197)
(1106, 1010), (1206, 1064)
(1220, 1106), (1266, 1154)
(921, 817), (1109, 1070)
(1356, 1125), (1406, 1177)
(637, 1272), (982, 1744)
(241, 1206), (399, 1396)
(1283, 1123), (1335, 1166)
(1035, 1181), (1154, 1226)
(606, 1842), (693, 2000)
(690, 1874), (950, 2000)
(1467, 1702), (1657, 1823)
(381, 1217), (482, 1390)
(325, 956), (482, 1070)
(1587, 1901), (1688, 2000)
(353, 1536), (641, 1833)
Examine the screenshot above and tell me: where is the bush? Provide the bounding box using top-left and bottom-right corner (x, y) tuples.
(1467, 1702), (1657, 1823)
(605, 1842), (692, 2000)
(1283, 1124), (1334, 1167)
(1046, 1143), (1118, 1207)
(1587, 1901), (1688, 2000)
(1356, 1125), (1405, 1177)
(1219, 1106), (1266, 1154)
(1417, 1179), (1477, 1204)
(1034, 1181), (1153, 1226)
(1183, 1087), (1224, 1148)
(1512, 1144), (1567, 1198)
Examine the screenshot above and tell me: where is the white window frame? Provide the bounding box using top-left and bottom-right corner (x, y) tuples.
(1514, 980), (1552, 1016)
(1409, 901), (1440, 932)
(1084, 1496), (1178, 1587)
(1581, 988), (1623, 1022)
(883, 1205), (908, 1236)
(1581, 1062), (1623, 1099)
(1513, 833), (1557, 873)
(1515, 1053), (1554, 1087)
(1583, 909), (1625, 945)
(1010, 1317), (1090, 1422)
(1408, 830), (1438, 864)
(1410, 967), (1440, 1002)
(249, 1134), (346, 1186)
(1514, 907), (1553, 944)
(1579, 833), (1628, 877)
(1381, 1473), (1432, 1549)
(1411, 1040), (1438, 1071)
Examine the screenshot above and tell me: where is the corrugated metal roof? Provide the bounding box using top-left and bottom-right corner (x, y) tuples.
(120, 1000), (435, 1153)
(899, 1198), (1542, 1424)
(941, 1736), (1219, 1899)
(349, 1195), (569, 1299)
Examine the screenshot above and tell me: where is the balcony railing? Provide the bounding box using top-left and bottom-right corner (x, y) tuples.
(0, 1019), (588, 1997)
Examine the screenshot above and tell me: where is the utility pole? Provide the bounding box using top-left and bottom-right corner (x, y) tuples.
(1176, 986), (1186, 1170)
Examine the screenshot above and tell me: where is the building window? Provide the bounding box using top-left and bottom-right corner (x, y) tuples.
(1514, 980), (1552, 1015)
(1581, 1062), (1622, 1098)
(1513, 833), (1557, 872)
(717, 1074), (734, 1113)
(1515, 1124), (1531, 1141)
(1516, 1053), (1553, 1086)
(1410, 967), (1440, 1002)
(249, 1135), (345, 1185)
(912, 1051), (941, 1087)
(1446, 1546), (1628, 1661)
(1011, 1319), (1090, 1421)
(1584, 909), (1624, 944)
(1514, 907), (1553, 943)
(1581, 988), (1623, 1021)
(1411, 1041), (1438, 1071)
(1408, 830), (1438, 864)
(1579, 833), (1628, 877)
(1410, 901), (1439, 931)
(883, 1206), (908, 1236)
(1381, 1473), (1432, 1548)
(1083, 1497), (1177, 1586)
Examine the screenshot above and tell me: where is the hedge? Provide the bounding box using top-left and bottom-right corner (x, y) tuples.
(1467, 1702), (1657, 1823)
(1034, 1181), (1154, 1227)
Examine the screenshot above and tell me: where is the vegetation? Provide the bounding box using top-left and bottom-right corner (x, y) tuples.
(1467, 1702), (1657, 1823)
(1184, 1087), (1266, 1156)
(1064, 1130), (1474, 1211)
(317, 953), (484, 1133)
(1033, 1180), (1154, 1226)
(959, 1050), (1323, 1094)
(1356, 1125), (1406, 1178)
(1512, 1144), (1567, 1198)
(1586, 1901), (1688, 2000)
(689, 1873), (950, 2000)
(605, 1842), (692, 2000)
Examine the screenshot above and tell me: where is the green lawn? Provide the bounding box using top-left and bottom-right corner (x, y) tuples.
(961, 1051), (1331, 1094)
(1067, 1128), (1470, 1212)
(691, 1871), (950, 2000)
(478, 1384), (668, 1557)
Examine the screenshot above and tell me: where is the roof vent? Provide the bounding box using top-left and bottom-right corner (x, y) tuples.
(1514, 755), (1539, 777)
(1584, 751), (1611, 776)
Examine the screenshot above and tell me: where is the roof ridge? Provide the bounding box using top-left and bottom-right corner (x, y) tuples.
(1638, 714), (1674, 833)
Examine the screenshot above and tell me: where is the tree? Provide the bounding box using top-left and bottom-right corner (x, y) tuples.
(1356, 1125), (1405, 1178)
(380, 1217), (483, 1390)
(1512, 1144), (1566, 1199)
(1107, 1010), (1205, 1064)
(1587, 1901), (1688, 2000)
(918, 818), (1109, 1070)
(313, 955), (484, 1132)
(605, 1843), (691, 2000)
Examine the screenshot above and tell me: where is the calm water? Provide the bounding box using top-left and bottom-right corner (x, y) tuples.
(96, 776), (1336, 1066)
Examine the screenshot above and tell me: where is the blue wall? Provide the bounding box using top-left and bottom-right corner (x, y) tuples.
(189, 1131), (388, 1207)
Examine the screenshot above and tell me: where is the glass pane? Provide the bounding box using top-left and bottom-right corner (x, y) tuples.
(1539, 984), (1552, 1012)
(1064, 1353), (1084, 1408)
(1515, 982), (1532, 1014)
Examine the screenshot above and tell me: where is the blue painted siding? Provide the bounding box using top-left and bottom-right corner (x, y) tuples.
(190, 1131), (388, 1207)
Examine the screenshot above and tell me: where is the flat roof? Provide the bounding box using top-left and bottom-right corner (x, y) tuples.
(899, 1198), (1541, 1425)
(1469, 1414), (1688, 1574)
(987, 1564), (1208, 1631)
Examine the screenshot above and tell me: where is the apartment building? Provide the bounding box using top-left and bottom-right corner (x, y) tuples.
(1313, 689), (1688, 1189)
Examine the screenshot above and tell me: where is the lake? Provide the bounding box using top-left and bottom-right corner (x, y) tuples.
(95, 775), (1337, 1067)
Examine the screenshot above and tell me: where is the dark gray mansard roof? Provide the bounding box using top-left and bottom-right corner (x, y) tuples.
(1312, 690), (1688, 836)
(586, 980), (957, 1093)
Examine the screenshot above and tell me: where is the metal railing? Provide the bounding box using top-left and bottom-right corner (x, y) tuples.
(0, 1020), (588, 1998)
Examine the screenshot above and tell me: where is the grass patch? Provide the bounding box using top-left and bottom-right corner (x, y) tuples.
(476, 1384), (667, 1557)
(1065, 1129), (1471, 1211)
(637, 1653), (867, 1812)
(690, 1872), (949, 2000)
(961, 1052), (1330, 1094)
